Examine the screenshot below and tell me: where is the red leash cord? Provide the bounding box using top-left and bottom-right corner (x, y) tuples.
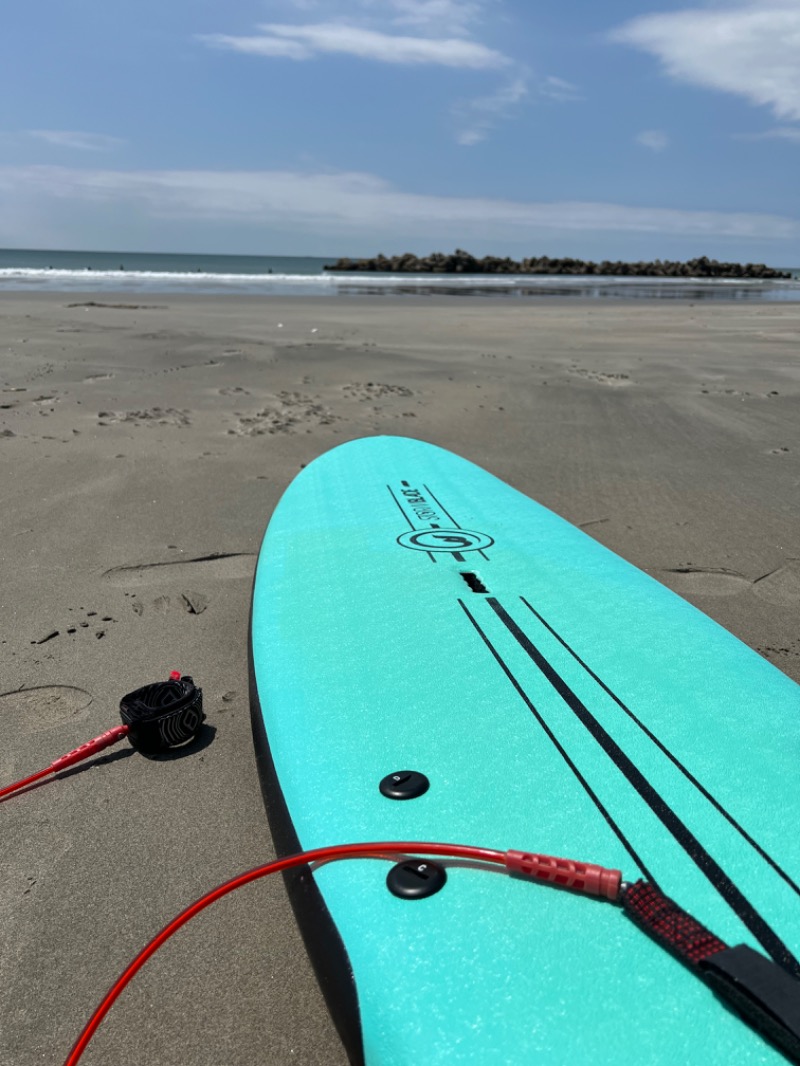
(64, 841), (621, 1066)
(48, 830), (800, 1064)
(9, 706), (799, 1062)
(0, 726), (130, 801)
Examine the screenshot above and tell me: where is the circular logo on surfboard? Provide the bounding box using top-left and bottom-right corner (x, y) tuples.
(397, 528), (494, 553)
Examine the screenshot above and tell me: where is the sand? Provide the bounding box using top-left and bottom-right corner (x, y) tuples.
(1, 292), (798, 1065)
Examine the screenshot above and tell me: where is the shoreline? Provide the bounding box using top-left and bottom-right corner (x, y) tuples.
(3, 268), (800, 303)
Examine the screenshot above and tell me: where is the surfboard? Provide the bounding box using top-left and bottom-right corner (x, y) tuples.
(249, 435), (800, 1064)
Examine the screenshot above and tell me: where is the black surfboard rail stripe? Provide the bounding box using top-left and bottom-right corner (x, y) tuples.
(487, 596), (800, 979)
(519, 595), (800, 901)
(457, 599), (655, 883)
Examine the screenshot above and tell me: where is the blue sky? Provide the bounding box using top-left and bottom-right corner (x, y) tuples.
(1, 0), (799, 263)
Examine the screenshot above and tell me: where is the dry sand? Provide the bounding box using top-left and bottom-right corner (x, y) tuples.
(1, 292), (798, 1065)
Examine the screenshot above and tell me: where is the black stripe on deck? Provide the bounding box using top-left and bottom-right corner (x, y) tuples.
(520, 596), (800, 901)
(458, 599), (654, 882)
(487, 597), (800, 977)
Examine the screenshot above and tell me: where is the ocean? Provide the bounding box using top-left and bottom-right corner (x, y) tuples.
(1, 248), (799, 301)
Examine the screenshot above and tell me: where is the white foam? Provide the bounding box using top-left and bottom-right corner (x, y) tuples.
(0, 266), (796, 298)
(0, 266), (334, 288)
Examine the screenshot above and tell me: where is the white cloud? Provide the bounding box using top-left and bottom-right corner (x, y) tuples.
(201, 21), (509, 69)
(612, 1), (800, 122)
(455, 76), (529, 145)
(637, 129), (669, 152)
(383, 0), (487, 36)
(201, 32), (313, 60)
(27, 130), (124, 151)
(735, 126), (800, 142)
(200, 3), (573, 144)
(281, 0), (489, 36)
(1, 164), (797, 243)
(540, 75), (581, 103)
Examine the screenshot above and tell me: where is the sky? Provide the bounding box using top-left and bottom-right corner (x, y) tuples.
(1, 0), (799, 263)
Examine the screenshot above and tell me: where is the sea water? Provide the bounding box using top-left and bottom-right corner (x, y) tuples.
(1, 248), (799, 301)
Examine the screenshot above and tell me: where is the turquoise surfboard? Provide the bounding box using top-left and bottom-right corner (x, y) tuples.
(249, 435), (800, 1064)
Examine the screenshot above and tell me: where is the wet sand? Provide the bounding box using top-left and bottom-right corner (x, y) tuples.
(1, 293), (798, 1065)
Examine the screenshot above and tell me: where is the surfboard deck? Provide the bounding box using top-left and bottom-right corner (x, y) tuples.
(249, 435), (800, 1064)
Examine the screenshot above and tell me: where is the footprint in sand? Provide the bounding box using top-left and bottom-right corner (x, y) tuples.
(0, 685), (93, 734)
(218, 691), (238, 712)
(700, 386), (755, 399)
(658, 567), (751, 598)
(30, 394), (58, 417)
(97, 407), (192, 428)
(568, 366), (632, 387)
(659, 564), (800, 605)
(757, 638), (800, 667)
(342, 382), (414, 401)
(126, 591), (208, 616)
(26, 363), (55, 382)
(31, 608), (116, 645)
(229, 392), (337, 435)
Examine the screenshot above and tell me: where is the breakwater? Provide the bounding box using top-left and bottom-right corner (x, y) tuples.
(324, 250), (790, 279)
